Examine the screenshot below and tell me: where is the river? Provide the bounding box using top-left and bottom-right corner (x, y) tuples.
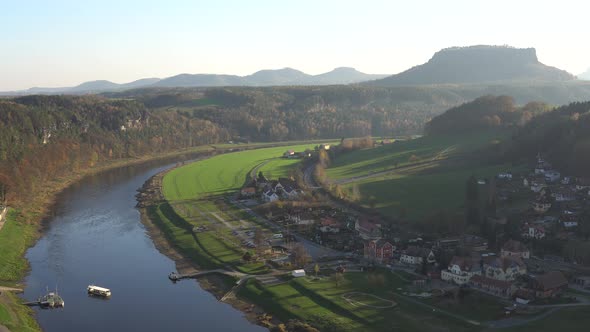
(21, 159), (265, 332)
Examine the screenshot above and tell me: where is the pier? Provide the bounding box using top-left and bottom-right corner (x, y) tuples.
(168, 269), (245, 281)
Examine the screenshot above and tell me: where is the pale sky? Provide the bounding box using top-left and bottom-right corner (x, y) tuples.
(1, 0), (589, 90)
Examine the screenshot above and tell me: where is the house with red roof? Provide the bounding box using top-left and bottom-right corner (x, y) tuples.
(469, 275), (516, 298)
(355, 218), (382, 240)
(319, 217), (342, 233)
(364, 239), (394, 263)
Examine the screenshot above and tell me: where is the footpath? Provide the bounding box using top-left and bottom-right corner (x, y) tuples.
(0, 206), (8, 232)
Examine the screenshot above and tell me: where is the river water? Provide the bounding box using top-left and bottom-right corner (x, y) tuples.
(21, 160), (265, 332)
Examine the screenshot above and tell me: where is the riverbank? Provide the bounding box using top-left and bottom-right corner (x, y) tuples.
(136, 169), (272, 329)
(0, 139), (332, 331)
(0, 144), (256, 331)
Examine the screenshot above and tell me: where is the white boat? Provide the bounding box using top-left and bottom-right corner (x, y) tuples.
(87, 285), (111, 297)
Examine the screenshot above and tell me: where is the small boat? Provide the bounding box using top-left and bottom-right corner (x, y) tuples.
(87, 285), (111, 297)
(39, 290), (65, 308)
(168, 272), (180, 281)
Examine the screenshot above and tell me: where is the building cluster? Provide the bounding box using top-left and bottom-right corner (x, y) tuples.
(496, 154), (590, 245)
(241, 176), (303, 203)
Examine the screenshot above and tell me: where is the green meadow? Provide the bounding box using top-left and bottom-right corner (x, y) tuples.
(239, 272), (478, 332)
(156, 142), (335, 274)
(343, 163), (513, 221)
(327, 130), (509, 181)
(327, 130), (515, 221)
(163, 143), (326, 200)
(0, 210), (40, 332)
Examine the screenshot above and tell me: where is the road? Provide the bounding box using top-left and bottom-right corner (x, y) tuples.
(302, 162), (321, 189)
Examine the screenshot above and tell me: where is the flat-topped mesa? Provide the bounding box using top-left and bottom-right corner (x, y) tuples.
(429, 45), (538, 66)
(369, 45), (574, 86)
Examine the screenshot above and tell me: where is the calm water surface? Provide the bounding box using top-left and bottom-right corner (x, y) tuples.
(22, 160), (265, 332)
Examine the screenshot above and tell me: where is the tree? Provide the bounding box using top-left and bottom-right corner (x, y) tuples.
(291, 244), (311, 268)
(253, 228), (264, 249)
(314, 263), (320, 277)
(331, 272), (344, 287)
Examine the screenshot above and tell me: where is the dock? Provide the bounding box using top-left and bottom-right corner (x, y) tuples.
(24, 290), (64, 308)
(168, 269), (245, 281)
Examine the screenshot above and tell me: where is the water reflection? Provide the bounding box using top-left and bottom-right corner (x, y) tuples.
(23, 157), (264, 332)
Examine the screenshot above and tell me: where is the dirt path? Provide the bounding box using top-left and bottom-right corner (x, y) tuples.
(0, 287), (22, 292)
(0, 207), (8, 232)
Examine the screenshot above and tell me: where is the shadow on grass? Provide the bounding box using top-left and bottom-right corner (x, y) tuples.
(290, 281), (371, 327)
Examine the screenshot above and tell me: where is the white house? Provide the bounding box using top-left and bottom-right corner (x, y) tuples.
(562, 220), (578, 228)
(552, 189), (576, 202)
(483, 256), (527, 281)
(522, 225), (546, 239)
(400, 246), (436, 265)
(530, 180), (546, 193)
(263, 189), (279, 202)
(292, 269), (306, 277)
(441, 256), (482, 285)
(544, 171), (561, 183)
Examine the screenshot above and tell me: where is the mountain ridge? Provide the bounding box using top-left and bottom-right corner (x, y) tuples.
(2, 68), (388, 95)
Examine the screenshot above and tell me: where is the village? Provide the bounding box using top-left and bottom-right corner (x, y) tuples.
(228, 148), (590, 321)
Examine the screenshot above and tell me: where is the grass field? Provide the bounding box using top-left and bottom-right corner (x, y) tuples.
(157, 142), (336, 274)
(327, 130), (509, 181)
(148, 201), (267, 274)
(239, 271), (479, 332)
(325, 130), (517, 221)
(163, 143), (326, 200)
(343, 162), (513, 221)
(0, 210), (40, 332)
(499, 307), (590, 331)
(0, 210), (37, 283)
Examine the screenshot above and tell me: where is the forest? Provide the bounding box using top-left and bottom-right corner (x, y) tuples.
(2, 83), (590, 205)
(506, 100), (590, 175)
(424, 95), (551, 135)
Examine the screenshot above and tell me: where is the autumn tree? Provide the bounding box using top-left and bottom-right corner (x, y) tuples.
(291, 244), (311, 268)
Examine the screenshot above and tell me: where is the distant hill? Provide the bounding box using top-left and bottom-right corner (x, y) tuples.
(6, 78), (161, 95)
(314, 67), (388, 84)
(425, 95), (550, 136)
(154, 74), (243, 87)
(368, 45), (575, 86)
(153, 67), (387, 87)
(579, 69), (590, 80)
(1, 68), (388, 95)
(245, 67), (311, 85)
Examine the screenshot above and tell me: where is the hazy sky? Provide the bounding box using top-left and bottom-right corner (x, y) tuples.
(2, 0), (589, 90)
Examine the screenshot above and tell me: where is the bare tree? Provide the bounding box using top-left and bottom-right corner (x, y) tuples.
(331, 272), (344, 287)
(291, 244), (311, 268)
